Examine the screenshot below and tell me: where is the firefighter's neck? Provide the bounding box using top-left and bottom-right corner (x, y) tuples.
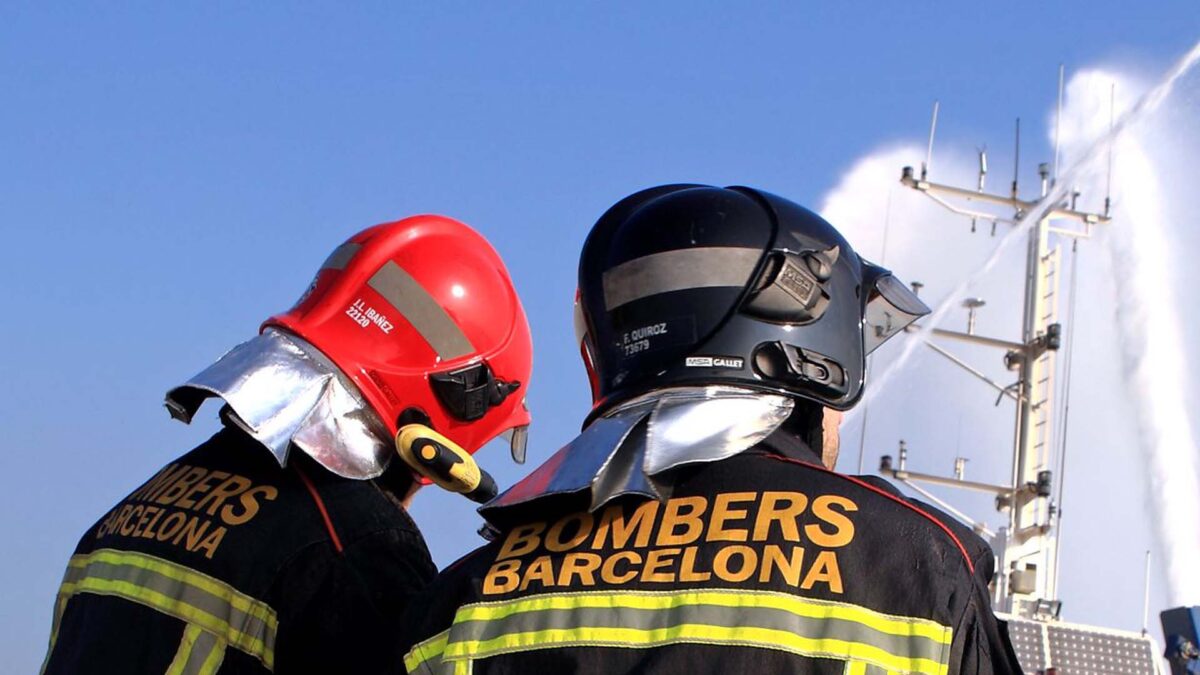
(372, 460), (422, 512)
(821, 407), (843, 470)
(400, 483), (421, 510)
(770, 404), (841, 470)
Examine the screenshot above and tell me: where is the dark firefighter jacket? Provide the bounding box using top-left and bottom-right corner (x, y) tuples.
(41, 425), (437, 675)
(397, 430), (1023, 675)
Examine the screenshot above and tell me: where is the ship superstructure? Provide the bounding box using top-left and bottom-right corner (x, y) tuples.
(872, 81), (1164, 673)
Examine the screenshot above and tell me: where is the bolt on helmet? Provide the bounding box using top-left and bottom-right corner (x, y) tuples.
(575, 184), (928, 421)
(267, 215), (533, 463)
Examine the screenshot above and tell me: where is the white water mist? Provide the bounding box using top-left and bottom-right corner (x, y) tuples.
(1063, 70), (1200, 604)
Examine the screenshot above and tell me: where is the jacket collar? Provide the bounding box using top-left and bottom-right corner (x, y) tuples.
(164, 328), (393, 480)
(480, 386), (794, 523)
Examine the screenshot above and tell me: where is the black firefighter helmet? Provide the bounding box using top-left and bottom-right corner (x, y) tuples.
(575, 184), (930, 422)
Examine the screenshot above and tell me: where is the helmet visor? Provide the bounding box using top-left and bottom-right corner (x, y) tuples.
(863, 272), (930, 353)
(498, 424), (529, 464)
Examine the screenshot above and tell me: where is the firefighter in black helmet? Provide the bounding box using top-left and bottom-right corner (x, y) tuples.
(397, 185), (1023, 674)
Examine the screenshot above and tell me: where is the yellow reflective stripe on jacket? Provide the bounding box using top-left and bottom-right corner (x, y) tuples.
(405, 629), (451, 674)
(455, 588), (952, 645)
(450, 625), (945, 675)
(53, 548), (277, 670)
(39, 588), (72, 674)
(167, 624), (228, 675)
(408, 588), (951, 675)
(64, 549), (277, 631)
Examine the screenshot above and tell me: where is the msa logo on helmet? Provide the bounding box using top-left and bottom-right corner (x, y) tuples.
(685, 356), (745, 369)
(743, 246), (838, 325)
(777, 262), (817, 305)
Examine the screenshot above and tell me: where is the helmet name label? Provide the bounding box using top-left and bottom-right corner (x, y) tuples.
(628, 323), (669, 340)
(615, 317), (695, 359)
(620, 322), (668, 356)
(345, 298), (395, 334)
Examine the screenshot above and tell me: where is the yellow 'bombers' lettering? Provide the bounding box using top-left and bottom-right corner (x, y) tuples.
(592, 500), (658, 549)
(95, 463), (278, 559)
(485, 490), (857, 596)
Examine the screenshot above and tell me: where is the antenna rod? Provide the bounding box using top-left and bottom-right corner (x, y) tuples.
(1105, 82), (1115, 217)
(972, 147), (988, 233)
(1142, 549), (1152, 635)
(923, 100), (940, 180)
(977, 147), (988, 191)
(1051, 238), (1081, 594)
(1011, 118), (1021, 200)
(1054, 64), (1065, 185)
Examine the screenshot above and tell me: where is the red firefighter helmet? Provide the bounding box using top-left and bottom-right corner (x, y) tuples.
(266, 215), (533, 463)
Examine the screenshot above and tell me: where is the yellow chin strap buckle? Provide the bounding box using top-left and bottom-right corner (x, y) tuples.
(395, 424), (498, 503)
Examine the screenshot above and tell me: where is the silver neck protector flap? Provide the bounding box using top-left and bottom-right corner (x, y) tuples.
(164, 328), (393, 480)
(480, 386), (793, 521)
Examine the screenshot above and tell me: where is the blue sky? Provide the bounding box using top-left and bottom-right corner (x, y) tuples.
(3, 4), (1199, 671)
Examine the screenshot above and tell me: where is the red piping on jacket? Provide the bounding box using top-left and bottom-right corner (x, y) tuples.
(294, 464), (345, 554)
(765, 455), (976, 575)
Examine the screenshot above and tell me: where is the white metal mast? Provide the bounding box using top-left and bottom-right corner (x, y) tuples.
(881, 92), (1112, 618)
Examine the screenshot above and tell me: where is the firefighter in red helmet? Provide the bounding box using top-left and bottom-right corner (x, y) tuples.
(40, 215), (533, 675)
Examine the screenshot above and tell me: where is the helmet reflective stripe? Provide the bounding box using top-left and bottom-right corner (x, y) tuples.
(319, 241), (361, 271)
(367, 261), (476, 360)
(602, 247), (763, 311)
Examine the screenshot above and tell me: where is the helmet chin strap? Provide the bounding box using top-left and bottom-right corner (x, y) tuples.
(164, 328), (393, 480)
